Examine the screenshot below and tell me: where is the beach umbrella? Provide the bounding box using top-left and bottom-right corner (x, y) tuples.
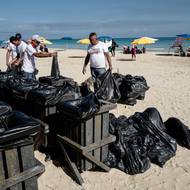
(98, 36), (112, 42)
(77, 38), (90, 45)
(176, 34), (190, 40)
(131, 37), (158, 45)
(38, 36), (53, 45)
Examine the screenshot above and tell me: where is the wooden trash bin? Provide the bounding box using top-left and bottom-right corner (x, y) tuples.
(0, 138), (45, 190)
(57, 100), (116, 184)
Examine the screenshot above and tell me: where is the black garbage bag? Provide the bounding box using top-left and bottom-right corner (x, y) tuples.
(57, 93), (100, 120)
(96, 69), (121, 103)
(105, 113), (151, 174)
(0, 102), (12, 134)
(39, 75), (73, 87)
(118, 74), (149, 105)
(0, 71), (14, 100)
(63, 80), (81, 96)
(131, 108), (177, 167)
(51, 55), (60, 78)
(134, 76), (149, 100)
(5, 77), (39, 100)
(0, 111), (41, 144)
(0, 71), (14, 85)
(79, 82), (92, 97)
(0, 101), (12, 116)
(112, 73), (125, 88)
(106, 108), (177, 174)
(165, 117), (190, 149)
(27, 82), (80, 106)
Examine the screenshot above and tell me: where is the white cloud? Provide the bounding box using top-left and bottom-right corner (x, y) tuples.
(0, 18), (7, 21)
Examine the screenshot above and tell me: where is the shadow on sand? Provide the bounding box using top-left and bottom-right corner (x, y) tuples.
(68, 56), (85, 58)
(117, 58), (135, 61)
(155, 53), (173, 56)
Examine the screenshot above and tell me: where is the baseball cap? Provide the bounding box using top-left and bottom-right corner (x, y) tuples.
(31, 34), (41, 42)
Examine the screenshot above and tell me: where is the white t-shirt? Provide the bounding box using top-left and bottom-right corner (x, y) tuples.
(7, 41), (27, 59)
(22, 44), (37, 73)
(87, 41), (108, 68)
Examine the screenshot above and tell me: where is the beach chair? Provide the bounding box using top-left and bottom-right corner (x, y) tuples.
(174, 47), (180, 56)
(186, 48), (190, 57)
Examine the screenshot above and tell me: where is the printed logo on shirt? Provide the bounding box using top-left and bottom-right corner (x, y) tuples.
(88, 48), (100, 54)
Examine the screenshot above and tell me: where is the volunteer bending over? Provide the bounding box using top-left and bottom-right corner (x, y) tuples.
(22, 35), (57, 79)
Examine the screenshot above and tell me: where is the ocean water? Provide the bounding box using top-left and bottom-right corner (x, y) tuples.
(48, 37), (190, 52)
(1, 37), (190, 52)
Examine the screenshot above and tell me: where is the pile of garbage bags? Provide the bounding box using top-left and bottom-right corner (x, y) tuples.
(0, 71), (14, 100)
(0, 72), (81, 109)
(105, 107), (189, 175)
(57, 93), (100, 120)
(39, 75), (73, 87)
(5, 77), (39, 100)
(113, 73), (149, 105)
(95, 70), (149, 105)
(0, 101), (41, 148)
(96, 69), (121, 103)
(27, 81), (80, 106)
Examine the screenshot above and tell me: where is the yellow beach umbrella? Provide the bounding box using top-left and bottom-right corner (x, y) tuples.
(131, 37), (158, 45)
(38, 36), (53, 45)
(77, 38), (90, 45)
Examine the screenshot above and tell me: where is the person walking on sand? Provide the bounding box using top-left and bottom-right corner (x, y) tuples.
(21, 34), (57, 79)
(111, 39), (118, 57)
(82, 32), (112, 90)
(131, 45), (136, 60)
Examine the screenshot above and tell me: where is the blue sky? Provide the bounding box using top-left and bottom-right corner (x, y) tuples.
(0, 0), (190, 39)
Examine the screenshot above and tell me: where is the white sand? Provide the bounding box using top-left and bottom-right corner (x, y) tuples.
(1, 48), (190, 190)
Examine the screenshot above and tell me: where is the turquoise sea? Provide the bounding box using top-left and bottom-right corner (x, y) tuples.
(1, 37), (190, 52)
(48, 37), (190, 52)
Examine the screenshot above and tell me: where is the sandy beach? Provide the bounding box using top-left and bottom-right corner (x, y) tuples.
(0, 48), (190, 190)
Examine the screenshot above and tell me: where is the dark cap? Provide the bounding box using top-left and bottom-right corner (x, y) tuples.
(15, 33), (22, 40)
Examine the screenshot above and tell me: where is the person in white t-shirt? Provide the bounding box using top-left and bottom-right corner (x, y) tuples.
(22, 34), (57, 79)
(82, 32), (112, 90)
(6, 33), (27, 73)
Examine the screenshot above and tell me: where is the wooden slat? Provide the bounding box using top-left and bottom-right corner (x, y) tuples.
(93, 114), (102, 163)
(83, 135), (116, 153)
(101, 112), (109, 162)
(57, 135), (85, 154)
(58, 141), (84, 185)
(80, 122), (85, 171)
(59, 135), (115, 154)
(84, 118), (93, 170)
(0, 162), (45, 190)
(57, 135), (113, 173)
(0, 152), (5, 184)
(20, 145), (38, 190)
(5, 148), (22, 190)
(83, 152), (110, 172)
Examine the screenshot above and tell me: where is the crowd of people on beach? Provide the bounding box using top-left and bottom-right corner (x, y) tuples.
(5, 32), (113, 87)
(5, 32), (146, 84)
(6, 33), (57, 79)
(123, 45), (146, 60)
